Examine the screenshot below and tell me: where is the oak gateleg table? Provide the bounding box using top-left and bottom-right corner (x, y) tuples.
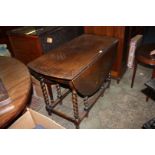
(28, 34), (118, 128)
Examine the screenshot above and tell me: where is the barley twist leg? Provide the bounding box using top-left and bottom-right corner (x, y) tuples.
(40, 77), (52, 115)
(72, 90), (79, 128)
(56, 84), (62, 104)
(84, 96), (89, 117)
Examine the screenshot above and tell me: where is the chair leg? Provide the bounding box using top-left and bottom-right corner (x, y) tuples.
(131, 60), (138, 88)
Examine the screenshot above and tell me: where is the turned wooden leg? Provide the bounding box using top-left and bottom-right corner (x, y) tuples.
(45, 104), (52, 116)
(40, 78), (52, 115)
(131, 60), (138, 88)
(47, 83), (54, 106)
(84, 96), (89, 117)
(40, 77), (50, 105)
(75, 124), (80, 129)
(56, 84), (62, 105)
(72, 90), (79, 120)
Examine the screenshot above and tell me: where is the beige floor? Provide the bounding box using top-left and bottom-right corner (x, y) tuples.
(29, 65), (155, 129)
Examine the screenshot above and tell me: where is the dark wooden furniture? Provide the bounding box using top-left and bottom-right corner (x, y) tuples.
(28, 34), (118, 128)
(8, 26), (83, 64)
(84, 26), (145, 83)
(0, 56), (31, 128)
(131, 43), (155, 88)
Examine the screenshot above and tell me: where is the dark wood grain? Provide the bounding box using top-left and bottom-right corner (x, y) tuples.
(8, 35), (43, 64)
(84, 26), (128, 82)
(28, 34), (118, 128)
(8, 26), (83, 64)
(28, 34), (118, 96)
(0, 56), (31, 128)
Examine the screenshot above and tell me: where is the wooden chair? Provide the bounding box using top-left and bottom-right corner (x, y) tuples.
(131, 43), (155, 88)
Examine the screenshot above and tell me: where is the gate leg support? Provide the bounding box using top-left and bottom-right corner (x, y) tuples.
(40, 77), (52, 115)
(84, 96), (89, 117)
(56, 84), (62, 105)
(72, 90), (80, 129)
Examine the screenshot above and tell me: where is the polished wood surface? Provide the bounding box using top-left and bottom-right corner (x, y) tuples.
(28, 34), (118, 96)
(28, 34), (118, 80)
(84, 26), (126, 80)
(131, 43), (155, 88)
(0, 56), (31, 128)
(28, 34), (118, 128)
(84, 26), (146, 83)
(8, 35), (43, 64)
(8, 26), (83, 64)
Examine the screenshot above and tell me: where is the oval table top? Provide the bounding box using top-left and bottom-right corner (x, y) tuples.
(28, 34), (118, 96)
(28, 34), (118, 80)
(0, 56), (31, 128)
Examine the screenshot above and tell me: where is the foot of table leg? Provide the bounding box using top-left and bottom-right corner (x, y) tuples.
(48, 111), (52, 116)
(75, 123), (80, 129)
(45, 104), (53, 116)
(117, 79), (120, 84)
